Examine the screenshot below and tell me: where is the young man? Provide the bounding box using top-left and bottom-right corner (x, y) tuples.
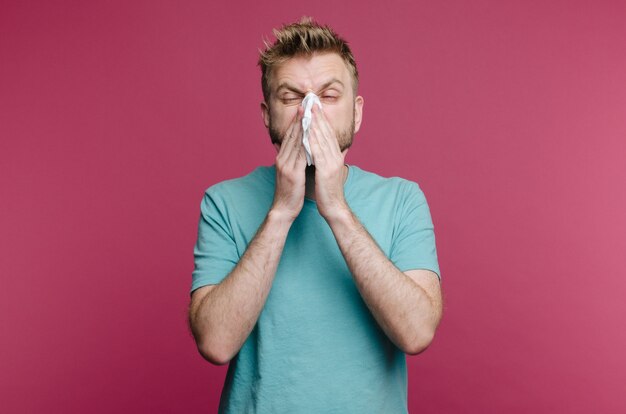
(189, 17), (442, 413)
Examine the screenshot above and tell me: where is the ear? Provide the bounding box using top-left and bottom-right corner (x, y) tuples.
(261, 101), (270, 129)
(353, 95), (364, 133)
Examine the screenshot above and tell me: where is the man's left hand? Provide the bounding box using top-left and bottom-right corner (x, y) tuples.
(308, 105), (350, 222)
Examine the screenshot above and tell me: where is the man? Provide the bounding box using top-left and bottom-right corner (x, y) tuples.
(189, 17), (442, 413)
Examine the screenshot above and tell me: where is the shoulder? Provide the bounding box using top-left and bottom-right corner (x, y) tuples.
(203, 165), (275, 202)
(347, 165), (425, 203)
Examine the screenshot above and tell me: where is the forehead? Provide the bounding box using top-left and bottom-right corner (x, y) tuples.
(270, 52), (352, 91)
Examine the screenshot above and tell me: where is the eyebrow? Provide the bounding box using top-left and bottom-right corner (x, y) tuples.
(276, 78), (345, 95)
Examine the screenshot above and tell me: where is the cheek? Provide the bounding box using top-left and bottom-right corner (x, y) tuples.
(325, 104), (353, 127)
(271, 107), (297, 129)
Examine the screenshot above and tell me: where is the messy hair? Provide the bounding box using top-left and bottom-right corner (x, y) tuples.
(258, 17), (359, 102)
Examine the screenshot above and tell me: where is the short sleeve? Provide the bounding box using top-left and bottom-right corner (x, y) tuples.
(190, 188), (240, 294)
(389, 181), (441, 280)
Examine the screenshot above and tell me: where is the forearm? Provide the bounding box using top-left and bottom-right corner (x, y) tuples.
(191, 210), (293, 363)
(326, 209), (440, 354)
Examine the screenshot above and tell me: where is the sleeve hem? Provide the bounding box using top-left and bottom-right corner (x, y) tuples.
(190, 276), (224, 295)
(398, 265), (441, 281)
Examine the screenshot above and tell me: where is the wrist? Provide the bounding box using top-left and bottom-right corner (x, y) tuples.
(322, 203), (353, 227)
(267, 207), (298, 227)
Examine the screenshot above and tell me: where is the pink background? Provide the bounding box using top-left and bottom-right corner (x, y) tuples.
(2, 0), (625, 412)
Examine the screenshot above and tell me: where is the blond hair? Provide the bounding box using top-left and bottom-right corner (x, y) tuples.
(258, 17), (359, 102)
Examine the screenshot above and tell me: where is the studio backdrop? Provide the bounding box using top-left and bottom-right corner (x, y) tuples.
(1, 0), (625, 413)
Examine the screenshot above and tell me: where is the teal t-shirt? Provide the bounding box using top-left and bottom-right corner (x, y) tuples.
(191, 164), (440, 413)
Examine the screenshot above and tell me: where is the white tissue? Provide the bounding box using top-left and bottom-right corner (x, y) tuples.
(301, 92), (322, 166)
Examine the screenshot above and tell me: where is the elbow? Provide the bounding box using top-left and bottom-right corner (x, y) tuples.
(189, 314), (235, 365)
(402, 329), (436, 356)
(196, 340), (234, 366)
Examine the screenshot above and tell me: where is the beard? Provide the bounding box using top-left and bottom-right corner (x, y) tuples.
(269, 112), (356, 152)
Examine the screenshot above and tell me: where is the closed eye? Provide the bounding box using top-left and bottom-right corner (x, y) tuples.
(281, 95), (303, 105)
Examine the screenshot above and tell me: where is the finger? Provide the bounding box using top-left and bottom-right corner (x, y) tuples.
(286, 107), (304, 164)
(309, 123), (326, 154)
(277, 126), (295, 159)
(311, 105), (340, 155)
(319, 110), (342, 155)
(293, 143), (307, 169)
(308, 127), (326, 166)
(277, 110), (301, 160)
(310, 120), (336, 164)
(324, 113), (341, 154)
(289, 131), (306, 169)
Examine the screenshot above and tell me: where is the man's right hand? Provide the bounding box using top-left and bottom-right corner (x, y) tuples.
(190, 117), (304, 363)
(270, 108), (307, 223)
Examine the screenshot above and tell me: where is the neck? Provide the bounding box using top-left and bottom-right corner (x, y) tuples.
(304, 164), (348, 201)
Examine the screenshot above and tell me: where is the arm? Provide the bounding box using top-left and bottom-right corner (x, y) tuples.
(189, 108), (307, 365)
(325, 209), (442, 354)
(189, 210), (293, 365)
(307, 104), (442, 354)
